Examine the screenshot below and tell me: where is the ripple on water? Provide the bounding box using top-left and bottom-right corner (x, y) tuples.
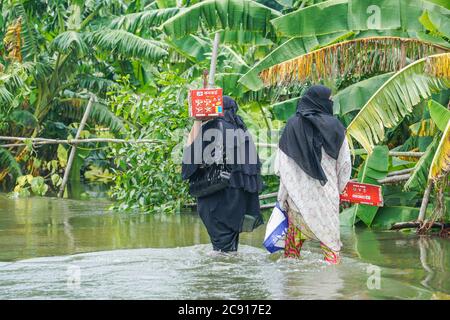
(0, 244), (377, 300)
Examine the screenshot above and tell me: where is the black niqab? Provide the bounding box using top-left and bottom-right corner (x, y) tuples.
(223, 95), (247, 131)
(278, 85), (346, 186)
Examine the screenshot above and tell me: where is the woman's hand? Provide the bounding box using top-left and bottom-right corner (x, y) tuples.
(186, 119), (202, 146)
(186, 116), (218, 145)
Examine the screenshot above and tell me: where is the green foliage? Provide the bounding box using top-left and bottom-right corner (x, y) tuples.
(347, 53), (450, 153)
(0, 0), (447, 225)
(371, 206), (420, 229)
(270, 0), (450, 38)
(333, 73), (394, 116)
(51, 31), (88, 57)
(354, 145), (389, 226)
(109, 71), (191, 214)
(0, 148), (22, 181)
(404, 135), (439, 191)
(88, 29), (168, 61)
(238, 31), (352, 91)
(429, 100), (450, 131)
(109, 8), (180, 33)
(161, 0), (281, 40)
(13, 174), (49, 197)
(270, 72), (394, 121)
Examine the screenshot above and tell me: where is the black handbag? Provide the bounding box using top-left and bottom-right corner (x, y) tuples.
(188, 163), (231, 198)
(188, 120), (231, 198)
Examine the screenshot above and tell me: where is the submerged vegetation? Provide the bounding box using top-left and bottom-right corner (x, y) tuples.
(0, 0), (449, 230)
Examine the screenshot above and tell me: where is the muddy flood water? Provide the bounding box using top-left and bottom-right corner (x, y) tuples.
(0, 193), (449, 299)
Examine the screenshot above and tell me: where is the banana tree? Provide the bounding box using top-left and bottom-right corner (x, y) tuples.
(346, 55), (449, 228)
(239, 0), (450, 90)
(0, 0), (160, 183)
(346, 53), (450, 153)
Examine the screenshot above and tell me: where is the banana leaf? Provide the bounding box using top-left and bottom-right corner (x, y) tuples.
(216, 29), (274, 46)
(355, 145), (389, 226)
(270, 97), (299, 121)
(420, 10), (450, 38)
(161, 0), (281, 40)
(88, 29), (168, 61)
(270, 73), (393, 121)
(404, 135), (440, 191)
(109, 8), (180, 33)
(238, 31), (353, 90)
(340, 206), (359, 226)
(430, 119), (450, 180)
(270, 0), (450, 38)
(215, 73), (247, 97)
(334, 73), (395, 116)
(156, 0), (177, 8)
(371, 206), (420, 229)
(167, 35), (210, 62)
(429, 100), (450, 131)
(259, 37), (447, 90)
(347, 53), (450, 153)
(427, 0), (450, 9)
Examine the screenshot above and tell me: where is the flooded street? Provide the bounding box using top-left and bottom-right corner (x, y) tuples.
(0, 194), (449, 299)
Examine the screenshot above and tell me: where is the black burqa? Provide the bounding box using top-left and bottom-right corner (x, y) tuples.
(278, 85), (346, 186)
(182, 96), (263, 252)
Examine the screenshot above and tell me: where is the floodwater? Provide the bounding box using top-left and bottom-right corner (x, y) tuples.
(0, 193), (449, 300)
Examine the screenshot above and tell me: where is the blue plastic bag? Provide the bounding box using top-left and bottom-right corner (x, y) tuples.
(263, 202), (288, 253)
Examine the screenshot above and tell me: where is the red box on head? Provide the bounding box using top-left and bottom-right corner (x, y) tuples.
(189, 88), (224, 119)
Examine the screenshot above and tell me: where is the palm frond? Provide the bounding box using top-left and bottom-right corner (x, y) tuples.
(51, 31), (88, 57)
(109, 8), (179, 33)
(260, 37), (447, 89)
(88, 29), (168, 61)
(347, 53), (450, 153)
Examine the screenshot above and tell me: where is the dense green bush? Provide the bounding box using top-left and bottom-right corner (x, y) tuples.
(109, 72), (192, 214)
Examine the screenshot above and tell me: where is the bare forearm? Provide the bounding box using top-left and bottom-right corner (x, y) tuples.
(187, 120), (202, 145)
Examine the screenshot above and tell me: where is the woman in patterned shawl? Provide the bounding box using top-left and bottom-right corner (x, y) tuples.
(274, 85), (352, 264)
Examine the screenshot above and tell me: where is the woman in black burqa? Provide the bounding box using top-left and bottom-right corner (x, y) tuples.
(182, 96), (263, 252)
